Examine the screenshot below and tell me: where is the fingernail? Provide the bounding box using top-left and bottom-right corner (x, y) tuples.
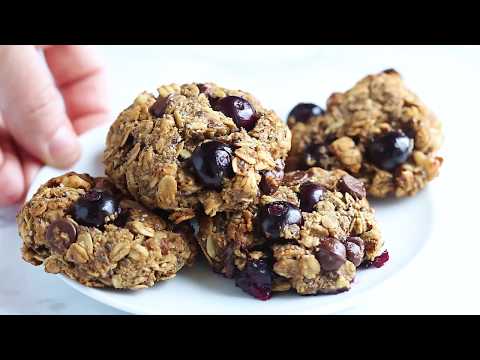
(48, 125), (81, 168)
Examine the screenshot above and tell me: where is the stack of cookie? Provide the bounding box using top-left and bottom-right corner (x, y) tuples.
(17, 70), (443, 300)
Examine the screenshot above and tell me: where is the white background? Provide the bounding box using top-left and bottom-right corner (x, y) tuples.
(1, 45), (479, 314)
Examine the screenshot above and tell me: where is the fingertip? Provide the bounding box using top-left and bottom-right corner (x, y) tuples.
(18, 149), (42, 192)
(0, 156), (26, 206)
(47, 125), (82, 169)
(0, 187), (25, 205)
(0, 46), (82, 171)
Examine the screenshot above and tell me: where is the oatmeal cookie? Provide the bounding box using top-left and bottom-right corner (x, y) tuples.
(196, 167), (386, 300)
(17, 172), (196, 289)
(286, 69), (443, 197)
(104, 83), (291, 218)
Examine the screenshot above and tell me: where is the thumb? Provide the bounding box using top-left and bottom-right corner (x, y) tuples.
(0, 46), (81, 169)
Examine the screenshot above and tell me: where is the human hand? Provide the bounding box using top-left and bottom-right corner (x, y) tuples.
(0, 45), (109, 206)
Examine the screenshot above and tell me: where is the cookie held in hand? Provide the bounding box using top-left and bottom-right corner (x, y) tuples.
(17, 172), (196, 289)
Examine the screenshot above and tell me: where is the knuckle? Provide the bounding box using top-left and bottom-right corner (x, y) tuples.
(24, 83), (64, 124)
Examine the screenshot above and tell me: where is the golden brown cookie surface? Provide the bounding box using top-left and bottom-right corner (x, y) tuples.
(287, 70), (443, 197)
(104, 83), (291, 217)
(197, 167), (384, 299)
(17, 172), (196, 289)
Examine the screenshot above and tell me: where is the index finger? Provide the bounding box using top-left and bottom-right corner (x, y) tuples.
(43, 45), (110, 134)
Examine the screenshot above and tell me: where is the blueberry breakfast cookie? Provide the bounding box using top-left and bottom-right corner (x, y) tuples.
(286, 69), (443, 197)
(104, 83), (291, 219)
(196, 167), (386, 300)
(17, 172), (196, 289)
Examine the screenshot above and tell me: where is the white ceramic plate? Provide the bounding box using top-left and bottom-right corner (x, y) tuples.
(26, 124), (435, 314)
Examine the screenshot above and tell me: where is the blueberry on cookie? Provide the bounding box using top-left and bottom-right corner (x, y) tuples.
(196, 167), (386, 299)
(104, 83), (291, 218)
(17, 172), (196, 289)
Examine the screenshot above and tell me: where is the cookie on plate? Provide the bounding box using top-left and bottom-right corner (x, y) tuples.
(18, 172), (196, 289)
(104, 83), (291, 219)
(196, 167), (386, 300)
(286, 69), (443, 197)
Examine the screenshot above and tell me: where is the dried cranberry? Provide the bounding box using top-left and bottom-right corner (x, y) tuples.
(235, 259), (272, 300)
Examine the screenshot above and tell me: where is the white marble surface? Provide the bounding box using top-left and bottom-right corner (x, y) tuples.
(1, 45), (480, 314)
